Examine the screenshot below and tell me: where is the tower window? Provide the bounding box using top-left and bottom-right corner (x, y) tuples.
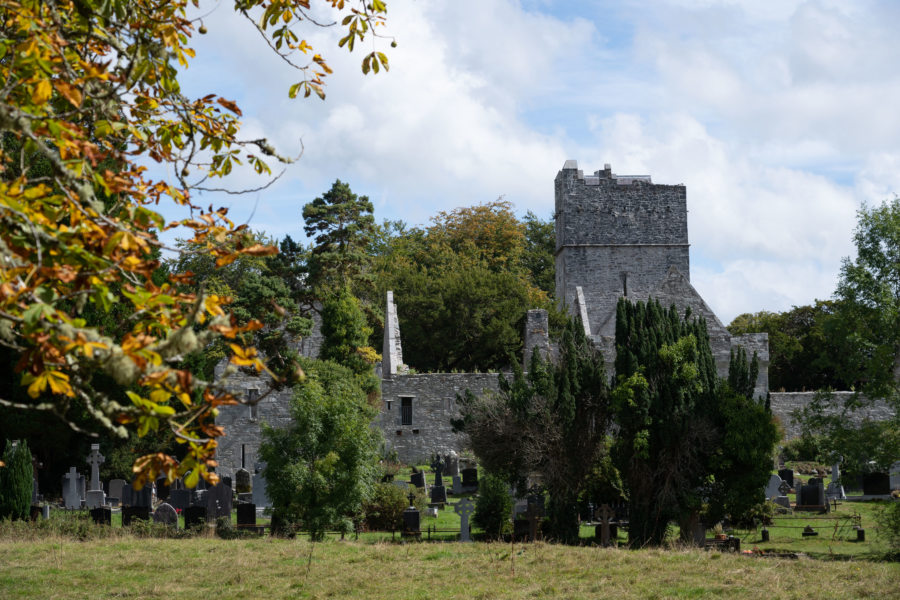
(400, 397), (413, 426)
(248, 388), (259, 421)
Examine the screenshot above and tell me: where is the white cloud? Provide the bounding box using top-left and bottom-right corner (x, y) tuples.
(151, 0), (900, 322)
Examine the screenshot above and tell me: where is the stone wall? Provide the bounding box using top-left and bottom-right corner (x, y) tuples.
(769, 391), (896, 440)
(380, 373), (501, 464)
(213, 368), (294, 479)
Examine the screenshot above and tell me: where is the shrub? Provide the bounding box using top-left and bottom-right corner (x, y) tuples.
(0, 439), (33, 521)
(877, 500), (900, 554)
(362, 482), (408, 530)
(473, 473), (512, 539)
(781, 435), (823, 462)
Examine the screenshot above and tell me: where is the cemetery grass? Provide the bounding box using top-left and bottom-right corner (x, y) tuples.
(2, 535), (899, 600)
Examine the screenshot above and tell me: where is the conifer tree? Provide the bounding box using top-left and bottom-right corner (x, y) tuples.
(455, 318), (610, 543)
(0, 440), (33, 520)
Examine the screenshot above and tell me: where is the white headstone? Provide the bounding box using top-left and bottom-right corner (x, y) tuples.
(764, 474), (783, 499)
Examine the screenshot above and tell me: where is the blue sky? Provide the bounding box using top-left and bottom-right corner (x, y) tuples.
(166, 0), (900, 324)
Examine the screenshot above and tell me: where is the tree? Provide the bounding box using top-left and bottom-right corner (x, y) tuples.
(0, 0), (392, 486)
(170, 232), (311, 382)
(611, 299), (718, 546)
(795, 199), (900, 477)
(259, 357), (380, 540)
(612, 299), (778, 546)
(456, 319), (611, 543)
(832, 197), (900, 398)
(371, 201), (563, 372)
(521, 211), (556, 299)
(0, 439), (33, 520)
(728, 302), (851, 391)
(303, 180), (377, 294)
(319, 287), (380, 398)
(473, 472), (513, 539)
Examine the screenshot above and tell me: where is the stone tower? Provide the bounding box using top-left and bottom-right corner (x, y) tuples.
(554, 160), (768, 394)
(555, 160), (690, 337)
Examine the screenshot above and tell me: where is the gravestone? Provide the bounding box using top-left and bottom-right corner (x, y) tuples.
(410, 471), (426, 489)
(191, 488), (208, 508)
(206, 482), (233, 521)
(184, 505), (206, 529)
(153, 503), (178, 528)
(251, 470), (270, 508)
(445, 451), (460, 478)
(862, 472), (891, 495)
(764, 474), (783, 499)
(826, 461), (846, 500)
(155, 475), (171, 502)
(454, 498), (475, 542)
(169, 489), (191, 511)
(402, 492), (420, 537)
(235, 468), (252, 494)
(237, 503), (256, 526)
(890, 461), (900, 491)
(108, 478), (127, 507)
(429, 460), (447, 507)
(451, 475), (462, 495)
(84, 444), (106, 508)
(122, 506), (151, 526)
(807, 477), (822, 487)
(798, 482), (827, 511)
(237, 493), (253, 504)
(62, 467), (82, 509)
(460, 468), (478, 493)
(778, 468), (794, 489)
(90, 507), (111, 525)
(122, 482), (152, 507)
(773, 496), (792, 509)
(431, 455), (444, 487)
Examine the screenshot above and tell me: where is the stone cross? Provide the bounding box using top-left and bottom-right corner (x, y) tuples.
(431, 455), (444, 488)
(454, 498), (476, 542)
(778, 480), (791, 496)
(63, 467), (81, 509)
(86, 444), (104, 491)
(598, 503), (614, 547)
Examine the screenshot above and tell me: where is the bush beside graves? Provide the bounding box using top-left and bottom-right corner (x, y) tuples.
(472, 473), (512, 539)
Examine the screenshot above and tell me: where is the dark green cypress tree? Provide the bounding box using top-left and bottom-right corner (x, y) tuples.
(0, 439), (33, 520)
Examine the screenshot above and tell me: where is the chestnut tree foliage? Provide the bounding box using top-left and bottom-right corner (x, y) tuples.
(0, 0), (392, 487)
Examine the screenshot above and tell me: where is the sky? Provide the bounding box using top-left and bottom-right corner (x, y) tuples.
(169, 0), (900, 324)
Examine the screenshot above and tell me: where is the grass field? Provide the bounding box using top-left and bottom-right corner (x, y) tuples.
(1, 535), (898, 600)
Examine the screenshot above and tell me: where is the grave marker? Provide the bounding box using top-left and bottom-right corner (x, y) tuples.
(454, 498), (475, 542)
(62, 467), (82, 509)
(153, 503), (178, 528)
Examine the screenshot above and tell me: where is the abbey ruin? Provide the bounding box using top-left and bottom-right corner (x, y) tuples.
(214, 161), (892, 471)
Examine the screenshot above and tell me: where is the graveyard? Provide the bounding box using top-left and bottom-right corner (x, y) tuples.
(2, 448), (899, 599)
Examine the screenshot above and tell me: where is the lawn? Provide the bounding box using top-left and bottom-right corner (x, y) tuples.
(1, 535), (898, 600)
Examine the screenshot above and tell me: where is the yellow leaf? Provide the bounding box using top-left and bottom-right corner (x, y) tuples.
(32, 79), (52, 104)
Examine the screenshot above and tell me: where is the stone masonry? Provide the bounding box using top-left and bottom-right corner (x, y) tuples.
(555, 161), (768, 396)
(216, 159), (892, 469)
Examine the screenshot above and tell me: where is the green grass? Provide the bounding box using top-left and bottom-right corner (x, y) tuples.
(1, 535), (897, 599)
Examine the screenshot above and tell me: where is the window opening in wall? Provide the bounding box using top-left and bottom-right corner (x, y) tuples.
(386, 400), (392, 411)
(241, 444), (247, 469)
(401, 397), (413, 426)
(621, 272), (628, 297)
(248, 388), (259, 421)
